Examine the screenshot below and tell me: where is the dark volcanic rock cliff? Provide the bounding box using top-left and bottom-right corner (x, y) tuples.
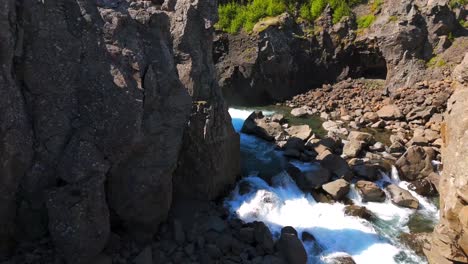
(0, 0), (239, 263)
(215, 0), (466, 105)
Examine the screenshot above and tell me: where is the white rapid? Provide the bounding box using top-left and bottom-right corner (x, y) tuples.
(227, 108), (439, 264)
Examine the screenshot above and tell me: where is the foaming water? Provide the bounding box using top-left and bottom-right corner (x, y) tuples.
(226, 108), (438, 264)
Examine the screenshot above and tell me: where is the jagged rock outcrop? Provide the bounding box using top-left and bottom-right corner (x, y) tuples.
(426, 53), (468, 264)
(0, 0), (239, 262)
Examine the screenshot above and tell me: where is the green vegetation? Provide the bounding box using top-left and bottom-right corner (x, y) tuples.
(217, 0), (368, 33)
(217, 0), (287, 33)
(426, 56), (447, 68)
(449, 0), (467, 8)
(459, 19), (468, 28)
(448, 32), (454, 42)
(357, 14), (375, 28)
(299, 0), (362, 24)
(370, 0), (383, 12)
(388, 15), (398, 22)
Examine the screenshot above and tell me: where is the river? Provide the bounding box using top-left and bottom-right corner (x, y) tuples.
(225, 108), (439, 264)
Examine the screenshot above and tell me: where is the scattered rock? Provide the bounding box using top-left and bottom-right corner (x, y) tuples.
(272, 114), (285, 123)
(344, 205), (373, 220)
(377, 105), (403, 120)
(291, 107), (308, 117)
(363, 112), (379, 123)
(348, 131), (375, 145)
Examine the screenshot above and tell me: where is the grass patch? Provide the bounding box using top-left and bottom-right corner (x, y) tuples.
(357, 14), (375, 28)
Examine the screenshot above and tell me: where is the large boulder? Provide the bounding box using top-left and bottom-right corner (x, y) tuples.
(287, 164), (332, 191)
(277, 227), (307, 264)
(395, 146), (435, 181)
(347, 131), (375, 145)
(406, 106), (436, 122)
(377, 105), (403, 120)
(291, 107), (308, 117)
(355, 181), (386, 202)
(286, 125), (312, 141)
(408, 179), (438, 197)
(385, 184), (419, 209)
(241, 111), (284, 141)
(254, 221), (275, 253)
(342, 140), (365, 158)
(322, 179), (350, 200)
(351, 163), (380, 181)
(316, 150), (354, 180)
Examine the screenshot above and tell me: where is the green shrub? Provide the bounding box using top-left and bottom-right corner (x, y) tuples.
(332, 1), (351, 24)
(217, 3), (241, 33)
(357, 14), (375, 28)
(218, 0), (359, 32)
(216, 0), (287, 33)
(299, 3), (314, 21)
(311, 0), (328, 19)
(298, 0), (355, 22)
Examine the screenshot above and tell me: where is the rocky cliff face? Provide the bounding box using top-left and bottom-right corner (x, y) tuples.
(215, 0), (466, 105)
(425, 54), (468, 264)
(0, 0), (239, 263)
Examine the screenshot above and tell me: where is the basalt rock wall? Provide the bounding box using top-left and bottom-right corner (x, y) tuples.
(0, 0), (239, 263)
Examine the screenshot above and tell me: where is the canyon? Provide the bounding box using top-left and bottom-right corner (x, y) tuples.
(0, 0), (466, 264)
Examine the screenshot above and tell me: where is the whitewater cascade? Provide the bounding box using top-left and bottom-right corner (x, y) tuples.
(227, 109), (439, 264)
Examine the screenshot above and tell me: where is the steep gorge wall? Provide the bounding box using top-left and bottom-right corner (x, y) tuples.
(0, 0), (239, 263)
(215, 0), (466, 105)
(426, 54), (468, 264)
